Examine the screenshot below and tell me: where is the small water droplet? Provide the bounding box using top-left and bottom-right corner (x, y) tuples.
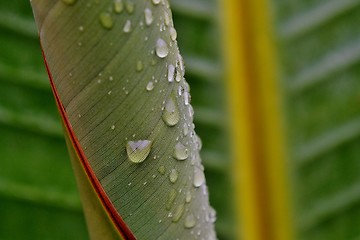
(184, 214), (196, 229)
(183, 124), (189, 136)
(170, 27), (177, 41)
(125, 0), (135, 13)
(114, 0), (124, 13)
(99, 12), (113, 29)
(62, 0), (76, 5)
(162, 96), (180, 126)
(78, 25), (84, 31)
(126, 140), (152, 163)
(144, 8), (153, 26)
(111, 125), (115, 130)
(136, 60), (144, 72)
(155, 38), (169, 58)
(167, 64), (175, 82)
(152, 0), (161, 5)
(193, 166), (205, 187)
(123, 20), (132, 33)
(166, 189), (177, 210)
(174, 142), (189, 160)
(172, 203), (185, 222)
(175, 69), (182, 82)
(169, 169), (178, 183)
(146, 81), (154, 91)
(158, 166), (166, 175)
(206, 207), (217, 223)
(185, 191), (192, 203)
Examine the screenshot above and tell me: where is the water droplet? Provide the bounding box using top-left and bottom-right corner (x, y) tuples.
(195, 134), (202, 150)
(169, 169), (178, 183)
(123, 20), (132, 33)
(206, 207), (217, 223)
(184, 91), (190, 105)
(184, 214), (196, 229)
(185, 191), (192, 203)
(62, 0), (76, 5)
(136, 60), (144, 72)
(144, 8), (153, 26)
(166, 189), (177, 210)
(146, 81), (154, 91)
(158, 166), (166, 175)
(155, 38), (169, 58)
(114, 0), (124, 13)
(152, 0), (161, 5)
(78, 26), (84, 31)
(174, 142), (189, 160)
(167, 64), (175, 82)
(162, 96), (180, 126)
(193, 166), (205, 187)
(164, 12), (170, 26)
(125, 0), (135, 13)
(183, 124), (189, 136)
(172, 203), (185, 222)
(99, 12), (113, 29)
(111, 125), (115, 130)
(175, 69), (181, 82)
(126, 140), (152, 163)
(170, 27), (177, 41)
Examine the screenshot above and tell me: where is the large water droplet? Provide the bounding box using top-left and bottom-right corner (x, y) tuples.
(123, 20), (132, 33)
(172, 203), (185, 222)
(193, 166), (205, 187)
(146, 81), (154, 91)
(174, 142), (189, 160)
(144, 8), (153, 26)
(99, 12), (113, 29)
(126, 140), (152, 163)
(114, 0), (124, 13)
(169, 169), (178, 183)
(166, 189), (177, 210)
(155, 38), (169, 58)
(152, 0), (161, 5)
(167, 64), (175, 82)
(62, 0), (76, 5)
(184, 214), (196, 229)
(162, 96), (180, 126)
(170, 27), (177, 41)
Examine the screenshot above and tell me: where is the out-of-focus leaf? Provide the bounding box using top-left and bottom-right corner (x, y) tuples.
(31, 0), (217, 239)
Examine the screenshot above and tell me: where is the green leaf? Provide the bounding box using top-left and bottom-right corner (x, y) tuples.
(31, 0), (217, 239)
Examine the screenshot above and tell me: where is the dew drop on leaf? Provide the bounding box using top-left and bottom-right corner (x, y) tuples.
(162, 96), (180, 126)
(144, 8), (153, 26)
(158, 165), (166, 175)
(167, 64), (175, 82)
(174, 142), (189, 160)
(136, 60), (144, 72)
(166, 189), (177, 210)
(99, 12), (113, 29)
(155, 38), (169, 58)
(185, 190), (192, 203)
(169, 169), (178, 183)
(152, 0), (161, 5)
(193, 166), (205, 187)
(184, 214), (196, 229)
(172, 203), (185, 222)
(123, 20), (132, 33)
(113, 0), (124, 13)
(146, 81), (154, 91)
(125, 0), (135, 14)
(126, 140), (152, 163)
(170, 27), (177, 41)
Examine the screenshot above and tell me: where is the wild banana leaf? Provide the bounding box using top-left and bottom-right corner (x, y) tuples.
(29, 0), (219, 239)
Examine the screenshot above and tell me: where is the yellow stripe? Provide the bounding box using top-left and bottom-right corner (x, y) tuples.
(220, 0), (294, 240)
